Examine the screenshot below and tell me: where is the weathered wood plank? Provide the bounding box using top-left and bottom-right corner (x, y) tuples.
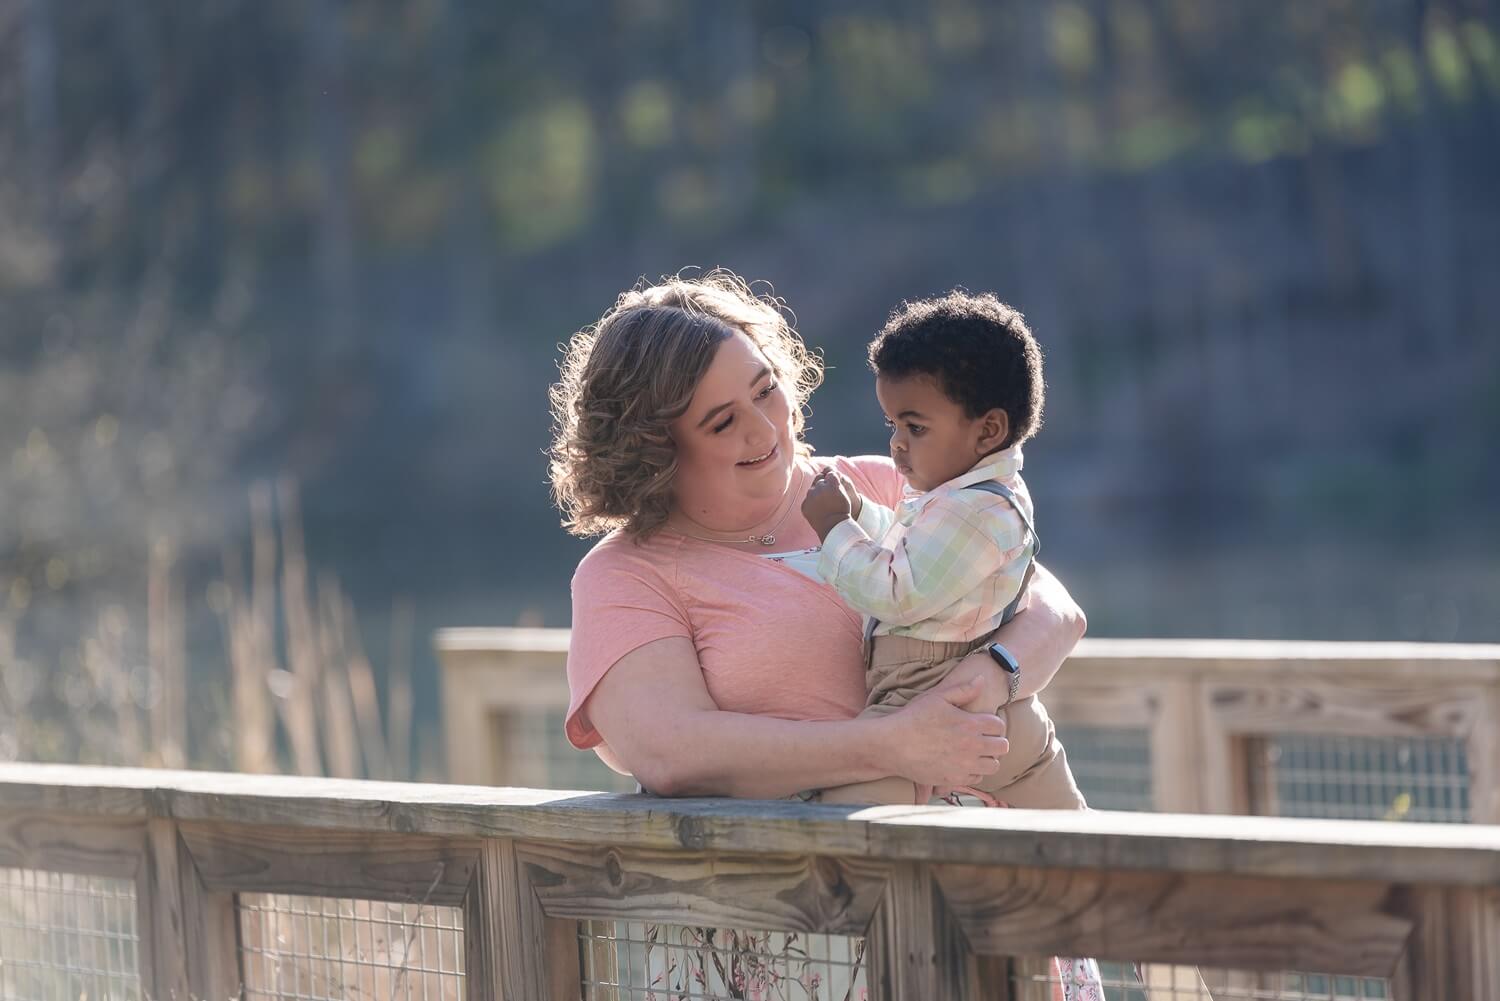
(1391, 884), (1500, 1001)
(1468, 686), (1500, 825)
(0, 810), (144, 878)
(179, 822), (478, 906)
(1205, 682), (1482, 739)
(5, 764), (1500, 887)
(434, 629), (1500, 673)
(1195, 680), (1247, 815)
(442, 661), (500, 786)
(141, 819), (191, 1001)
(517, 841), (888, 936)
(467, 839), (551, 1001)
(145, 819), (241, 1001)
(1039, 681), (1156, 729)
(933, 864), (1413, 976)
(867, 862), (979, 1001)
(1149, 677), (1202, 813)
(178, 856), (241, 1001)
(544, 917), (582, 1001)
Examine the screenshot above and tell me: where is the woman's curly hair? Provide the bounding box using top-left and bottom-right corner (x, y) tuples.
(549, 269), (824, 539)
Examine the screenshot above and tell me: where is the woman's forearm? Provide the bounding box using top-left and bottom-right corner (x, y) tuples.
(936, 563), (1085, 708)
(586, 635), (1008, 800)
(640, 710), (891, 799)
(1001, 563), (1086, 699)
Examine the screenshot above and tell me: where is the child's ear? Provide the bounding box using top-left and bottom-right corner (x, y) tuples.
(976, 409), (1010, 453)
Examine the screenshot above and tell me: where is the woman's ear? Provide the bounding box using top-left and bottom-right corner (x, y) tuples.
(976, 408), (1010, 454)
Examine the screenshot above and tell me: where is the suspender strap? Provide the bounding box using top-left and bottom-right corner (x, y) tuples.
(863, 479), (1041, 642)
(963, 479), (1039, 625)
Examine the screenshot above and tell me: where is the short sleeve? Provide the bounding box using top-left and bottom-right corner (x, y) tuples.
(564, 539), (693, 748)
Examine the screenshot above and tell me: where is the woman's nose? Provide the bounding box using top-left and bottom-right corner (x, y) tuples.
(748, 407), (777, 444)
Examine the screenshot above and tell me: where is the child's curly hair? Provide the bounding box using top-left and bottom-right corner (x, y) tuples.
(868, 290), (1044, 450)
(549, 269), (823, 539)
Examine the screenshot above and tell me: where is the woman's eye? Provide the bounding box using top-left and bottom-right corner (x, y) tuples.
(712, 416), (733, 434)
(755, 381), (777, 400)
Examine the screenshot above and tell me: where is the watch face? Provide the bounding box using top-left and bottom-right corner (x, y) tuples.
(987, 643), (1020, 673)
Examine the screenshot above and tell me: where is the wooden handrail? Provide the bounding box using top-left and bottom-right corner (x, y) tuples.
(2, 763), (1499, 884)
(3, 763), (1499, 999)
(435, 630), (1500, 822)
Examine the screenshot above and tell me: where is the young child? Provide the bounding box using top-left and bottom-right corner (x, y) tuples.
(802, 290), (1086, 810)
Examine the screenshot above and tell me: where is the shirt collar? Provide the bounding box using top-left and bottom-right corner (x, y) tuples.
(897, 446), (1025, 516)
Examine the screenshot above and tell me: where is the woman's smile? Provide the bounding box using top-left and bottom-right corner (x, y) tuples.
(737, 442), (779, 468)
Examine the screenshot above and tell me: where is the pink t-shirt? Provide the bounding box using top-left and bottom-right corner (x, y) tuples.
(565, 454), (906, 749)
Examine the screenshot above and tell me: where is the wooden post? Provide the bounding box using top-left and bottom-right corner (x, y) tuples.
(466, 839), (553, 1001)
(1149, 675), (1203, 813)
(544, 916), (583, 1001)
(867, 861), (979, 1001)
(1467, 686), (1500, 825)
(142, 818), (241, 1001)
(1196, 683), (1255, 815)
(1392, 885), (1500, 1001)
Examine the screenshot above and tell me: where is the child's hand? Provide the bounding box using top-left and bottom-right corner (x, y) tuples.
(802, 468), (860, 541)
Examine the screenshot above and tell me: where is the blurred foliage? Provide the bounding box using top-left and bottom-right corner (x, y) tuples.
(1, 0), (1498, 769)
(2, 1), (1497, 275)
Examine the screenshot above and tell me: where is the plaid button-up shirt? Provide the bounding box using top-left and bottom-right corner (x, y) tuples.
(817, 447), (1036, 642)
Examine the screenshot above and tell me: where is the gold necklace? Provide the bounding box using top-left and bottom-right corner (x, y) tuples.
(673, 466), (804, 547)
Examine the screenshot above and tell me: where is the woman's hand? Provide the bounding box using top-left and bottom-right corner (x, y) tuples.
(879, 677), (1010, 789)
(936, 563), (1087, 710)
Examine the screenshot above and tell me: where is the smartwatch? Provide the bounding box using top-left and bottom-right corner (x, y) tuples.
(986, 642), (1021, 710)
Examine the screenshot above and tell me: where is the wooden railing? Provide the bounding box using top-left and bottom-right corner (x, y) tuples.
(1, 763), (1499, 999)
(436, 631), (1500, 823)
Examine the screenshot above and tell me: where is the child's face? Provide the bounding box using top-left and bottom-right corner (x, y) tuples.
(875, 374), (1008, 492)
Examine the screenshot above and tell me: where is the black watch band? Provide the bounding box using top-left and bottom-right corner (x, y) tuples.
(986, 642), (1022, 709)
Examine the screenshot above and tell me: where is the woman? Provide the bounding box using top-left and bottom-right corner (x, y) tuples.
(549, 269), (1086, 801)
(550, 270), (1104, 999)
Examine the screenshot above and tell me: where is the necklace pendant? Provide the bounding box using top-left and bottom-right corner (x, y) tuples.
(755, 534), (775, 546)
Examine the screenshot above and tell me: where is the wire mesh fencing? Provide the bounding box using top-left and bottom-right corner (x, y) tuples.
(577, 920), (867, 1001)
(0, 867), (143, 1001)
(1053, 725), (1156, 812)
(1012, 959), (1389, 1000)
(238, 893), (465, 1001)
(1250, 734), (1470, 823)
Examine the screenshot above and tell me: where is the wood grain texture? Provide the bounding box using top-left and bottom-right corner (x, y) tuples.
(145, 819), (241, 1001)
(866, 862), (978, 1001)
(465, 839), (552, 1001)
(0, 810), (144, 878)
(6, 764), (1500, 886)
(933, 864), (1414, 977)
(544, 917), (582, 1001)
(1205, 682), (1482, 739)
(141, 819), (190, 1001)
(517, 841), (888, 936)
(179, 821), (478, 905)
(1391, 885), (1500, 1001)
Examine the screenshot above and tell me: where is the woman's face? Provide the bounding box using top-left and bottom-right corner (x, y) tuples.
(669, 330), (797, 521)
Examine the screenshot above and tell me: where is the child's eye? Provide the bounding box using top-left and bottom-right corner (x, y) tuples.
(882, 418), (896, 429)
(755, 381), (777, 400)
(907, 424), (926, 436)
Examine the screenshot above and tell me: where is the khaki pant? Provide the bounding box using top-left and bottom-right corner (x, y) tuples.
(821, 632), (1086, 808)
